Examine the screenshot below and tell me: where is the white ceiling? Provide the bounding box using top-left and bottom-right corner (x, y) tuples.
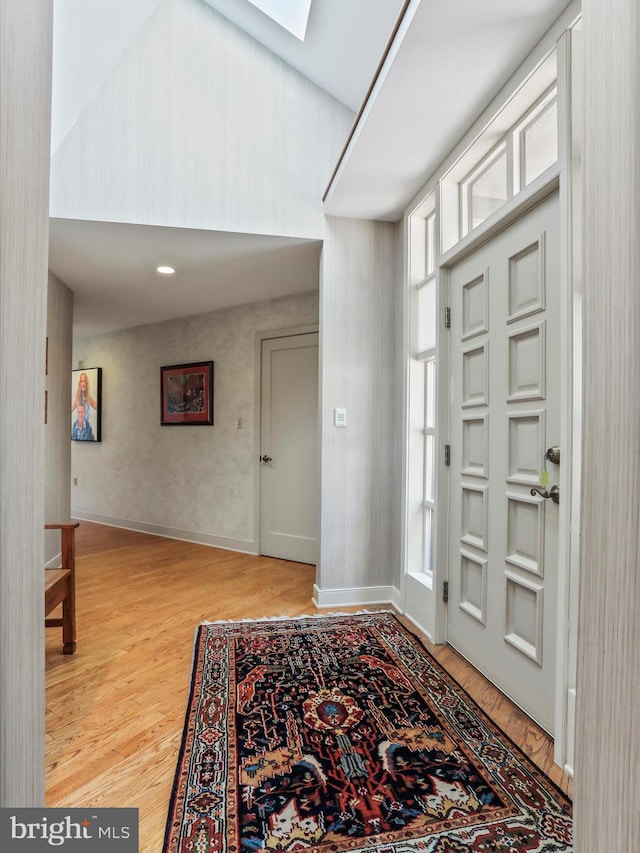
(49, 0), (575, 339)
(202, 0), (405, 112)
(324, 0), (574, 220)
(49, 219), (321, 339)
(51, 0), (163, 155)
(51, 0), (404, 153)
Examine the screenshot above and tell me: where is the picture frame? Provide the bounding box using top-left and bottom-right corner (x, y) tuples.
(71, 367), (102, 442)
(161, 361), (214, 426)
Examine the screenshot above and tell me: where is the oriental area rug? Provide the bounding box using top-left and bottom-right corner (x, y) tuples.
(163, 612), (572, 853)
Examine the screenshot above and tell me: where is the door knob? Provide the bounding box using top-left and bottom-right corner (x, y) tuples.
(260, 455), (272, 463)
(530, 484), (559, 504)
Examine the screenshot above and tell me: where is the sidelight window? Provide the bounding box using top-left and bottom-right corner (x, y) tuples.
(422, 357), (436, 574)
(408, 196), (438, 580)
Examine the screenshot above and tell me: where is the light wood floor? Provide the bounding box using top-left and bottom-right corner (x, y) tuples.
(45, 522), (572, 851)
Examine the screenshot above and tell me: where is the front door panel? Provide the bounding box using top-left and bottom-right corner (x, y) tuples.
(448, 194), (560, 732)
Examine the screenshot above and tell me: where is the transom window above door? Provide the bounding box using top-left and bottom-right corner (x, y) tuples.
(442, 50), (558, 251)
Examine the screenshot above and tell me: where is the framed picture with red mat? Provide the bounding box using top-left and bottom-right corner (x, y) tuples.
(160, 361), (214, 426)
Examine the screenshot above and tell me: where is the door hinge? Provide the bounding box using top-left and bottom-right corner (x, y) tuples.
(444, 307), (451, 328)
(444, 444), (451, 467)
(443, 580), (449, 603)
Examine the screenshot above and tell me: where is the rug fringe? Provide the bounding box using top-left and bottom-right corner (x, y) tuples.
(200, 609), (393, 626)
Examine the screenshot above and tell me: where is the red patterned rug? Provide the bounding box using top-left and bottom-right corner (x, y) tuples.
(163, 612), (572, 852)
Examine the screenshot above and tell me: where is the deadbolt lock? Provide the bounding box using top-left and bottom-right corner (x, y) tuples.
(545, 446), (561, 465)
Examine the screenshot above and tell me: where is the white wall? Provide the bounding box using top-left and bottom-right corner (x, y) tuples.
(45, 272), (74, 564)
(50, 0), (354, 240)
(0, 0), (52, 807)
(575, 0), (640, 846)
(72, 291), (318, 550)
(319, 217), (402, 597)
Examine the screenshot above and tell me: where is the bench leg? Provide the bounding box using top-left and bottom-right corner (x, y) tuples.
(61, 595), (76, 655)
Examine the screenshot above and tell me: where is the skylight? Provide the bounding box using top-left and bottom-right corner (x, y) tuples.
(246, 0), (312, 41)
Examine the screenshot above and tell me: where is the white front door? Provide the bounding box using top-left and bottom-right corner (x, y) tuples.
(447, 193), (561, 732)
(260, 333), (319, 564)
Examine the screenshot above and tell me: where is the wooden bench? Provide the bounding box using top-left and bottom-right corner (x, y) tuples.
(45, 522), (79, 654)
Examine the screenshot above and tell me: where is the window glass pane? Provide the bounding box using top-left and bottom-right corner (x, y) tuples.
(521, 99), (558, 186)
(417, 278), (436, 353)
(426, 213), (436, 276)
(468, 148), (508, 230)
(424, 434), (434, 503)
(423, 507), (433, 575)
(425, 359), (436, 429)
(409, 216), (426, 283)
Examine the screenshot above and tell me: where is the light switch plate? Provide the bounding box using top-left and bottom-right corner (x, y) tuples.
(334, 407), (347, 427)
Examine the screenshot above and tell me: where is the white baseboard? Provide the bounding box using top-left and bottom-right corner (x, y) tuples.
(398, 609), (435, 645)
(45, 552), (62, 569)
(312, 583), (401, 609)
(70, 511), (259, 555)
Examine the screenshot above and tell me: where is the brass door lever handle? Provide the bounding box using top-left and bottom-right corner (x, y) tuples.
(530, 485), (560, 504)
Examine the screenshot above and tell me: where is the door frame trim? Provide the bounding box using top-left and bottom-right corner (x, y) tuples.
(440, 174), (560, 270)
(253, 324), (319, 555)
(400, 17), (581, 774)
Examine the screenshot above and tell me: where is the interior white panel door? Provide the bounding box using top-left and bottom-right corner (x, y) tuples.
(260, 333), (318, 564)
(448, 194), (561, 732)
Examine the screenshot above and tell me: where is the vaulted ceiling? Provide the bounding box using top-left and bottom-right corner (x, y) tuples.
(51, 0), (403, 154)
(49, 0), (573, 338)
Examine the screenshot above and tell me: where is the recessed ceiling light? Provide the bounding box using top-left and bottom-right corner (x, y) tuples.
(156, 265), (175, 275)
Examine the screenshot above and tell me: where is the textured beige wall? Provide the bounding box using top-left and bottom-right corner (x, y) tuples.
(45, 272), (74, 564)
(576, 0), (640, 846)
(71, 291), (318, 549)
(0, 0), (52, 807)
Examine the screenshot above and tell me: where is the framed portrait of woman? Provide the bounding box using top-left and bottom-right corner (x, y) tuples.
(71, 367), (102, 442)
